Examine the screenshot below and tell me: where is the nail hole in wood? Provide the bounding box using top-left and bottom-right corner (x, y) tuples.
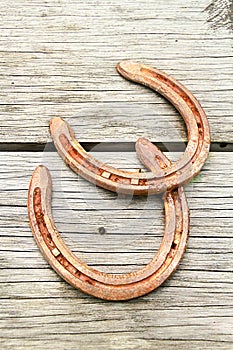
(98, 227), (106, 235)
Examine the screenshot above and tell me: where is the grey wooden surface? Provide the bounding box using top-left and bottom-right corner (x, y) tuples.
(0, 0), (233, 349)
(0, 0), (232, 144)
(1, 152), (233, 350)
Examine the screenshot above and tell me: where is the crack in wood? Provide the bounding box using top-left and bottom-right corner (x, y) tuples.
(0, 142), (232, 152)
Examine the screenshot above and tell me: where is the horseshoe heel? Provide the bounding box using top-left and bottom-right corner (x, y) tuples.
(28, 144), (189, 301)
(49, 60), (210, 196)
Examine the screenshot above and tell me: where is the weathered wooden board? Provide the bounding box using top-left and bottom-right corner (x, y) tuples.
(0, 0), (232, 144)
(1, 0), (232, 349)
(0, 151), (233, 349)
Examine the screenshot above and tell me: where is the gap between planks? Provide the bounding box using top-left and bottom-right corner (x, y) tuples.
(0, 142), (232, 152)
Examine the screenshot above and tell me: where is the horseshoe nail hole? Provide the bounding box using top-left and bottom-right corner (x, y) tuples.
(98, 227), (106, 235)
(171, 242), (177, 250)
(219, 142), (228, 149)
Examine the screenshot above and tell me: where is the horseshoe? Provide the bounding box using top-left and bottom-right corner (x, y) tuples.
(28, 141), (189, 301)
(49, 60), (210, 196)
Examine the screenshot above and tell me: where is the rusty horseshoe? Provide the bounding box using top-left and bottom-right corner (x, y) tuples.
(28, 148), (189, 301)
(50, 61), (210, 195)
(28, 61), (210, 301)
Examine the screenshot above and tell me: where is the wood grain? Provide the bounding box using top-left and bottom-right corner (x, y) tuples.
(0, 0), (232, 144)
(205, 0), (233, 31)
(1, 0), (232, 347)
(0, 152), (233, 348)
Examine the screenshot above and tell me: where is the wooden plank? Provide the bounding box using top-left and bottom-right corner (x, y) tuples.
(0, 151), (233, 349)
(0, 0), (232, 144)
